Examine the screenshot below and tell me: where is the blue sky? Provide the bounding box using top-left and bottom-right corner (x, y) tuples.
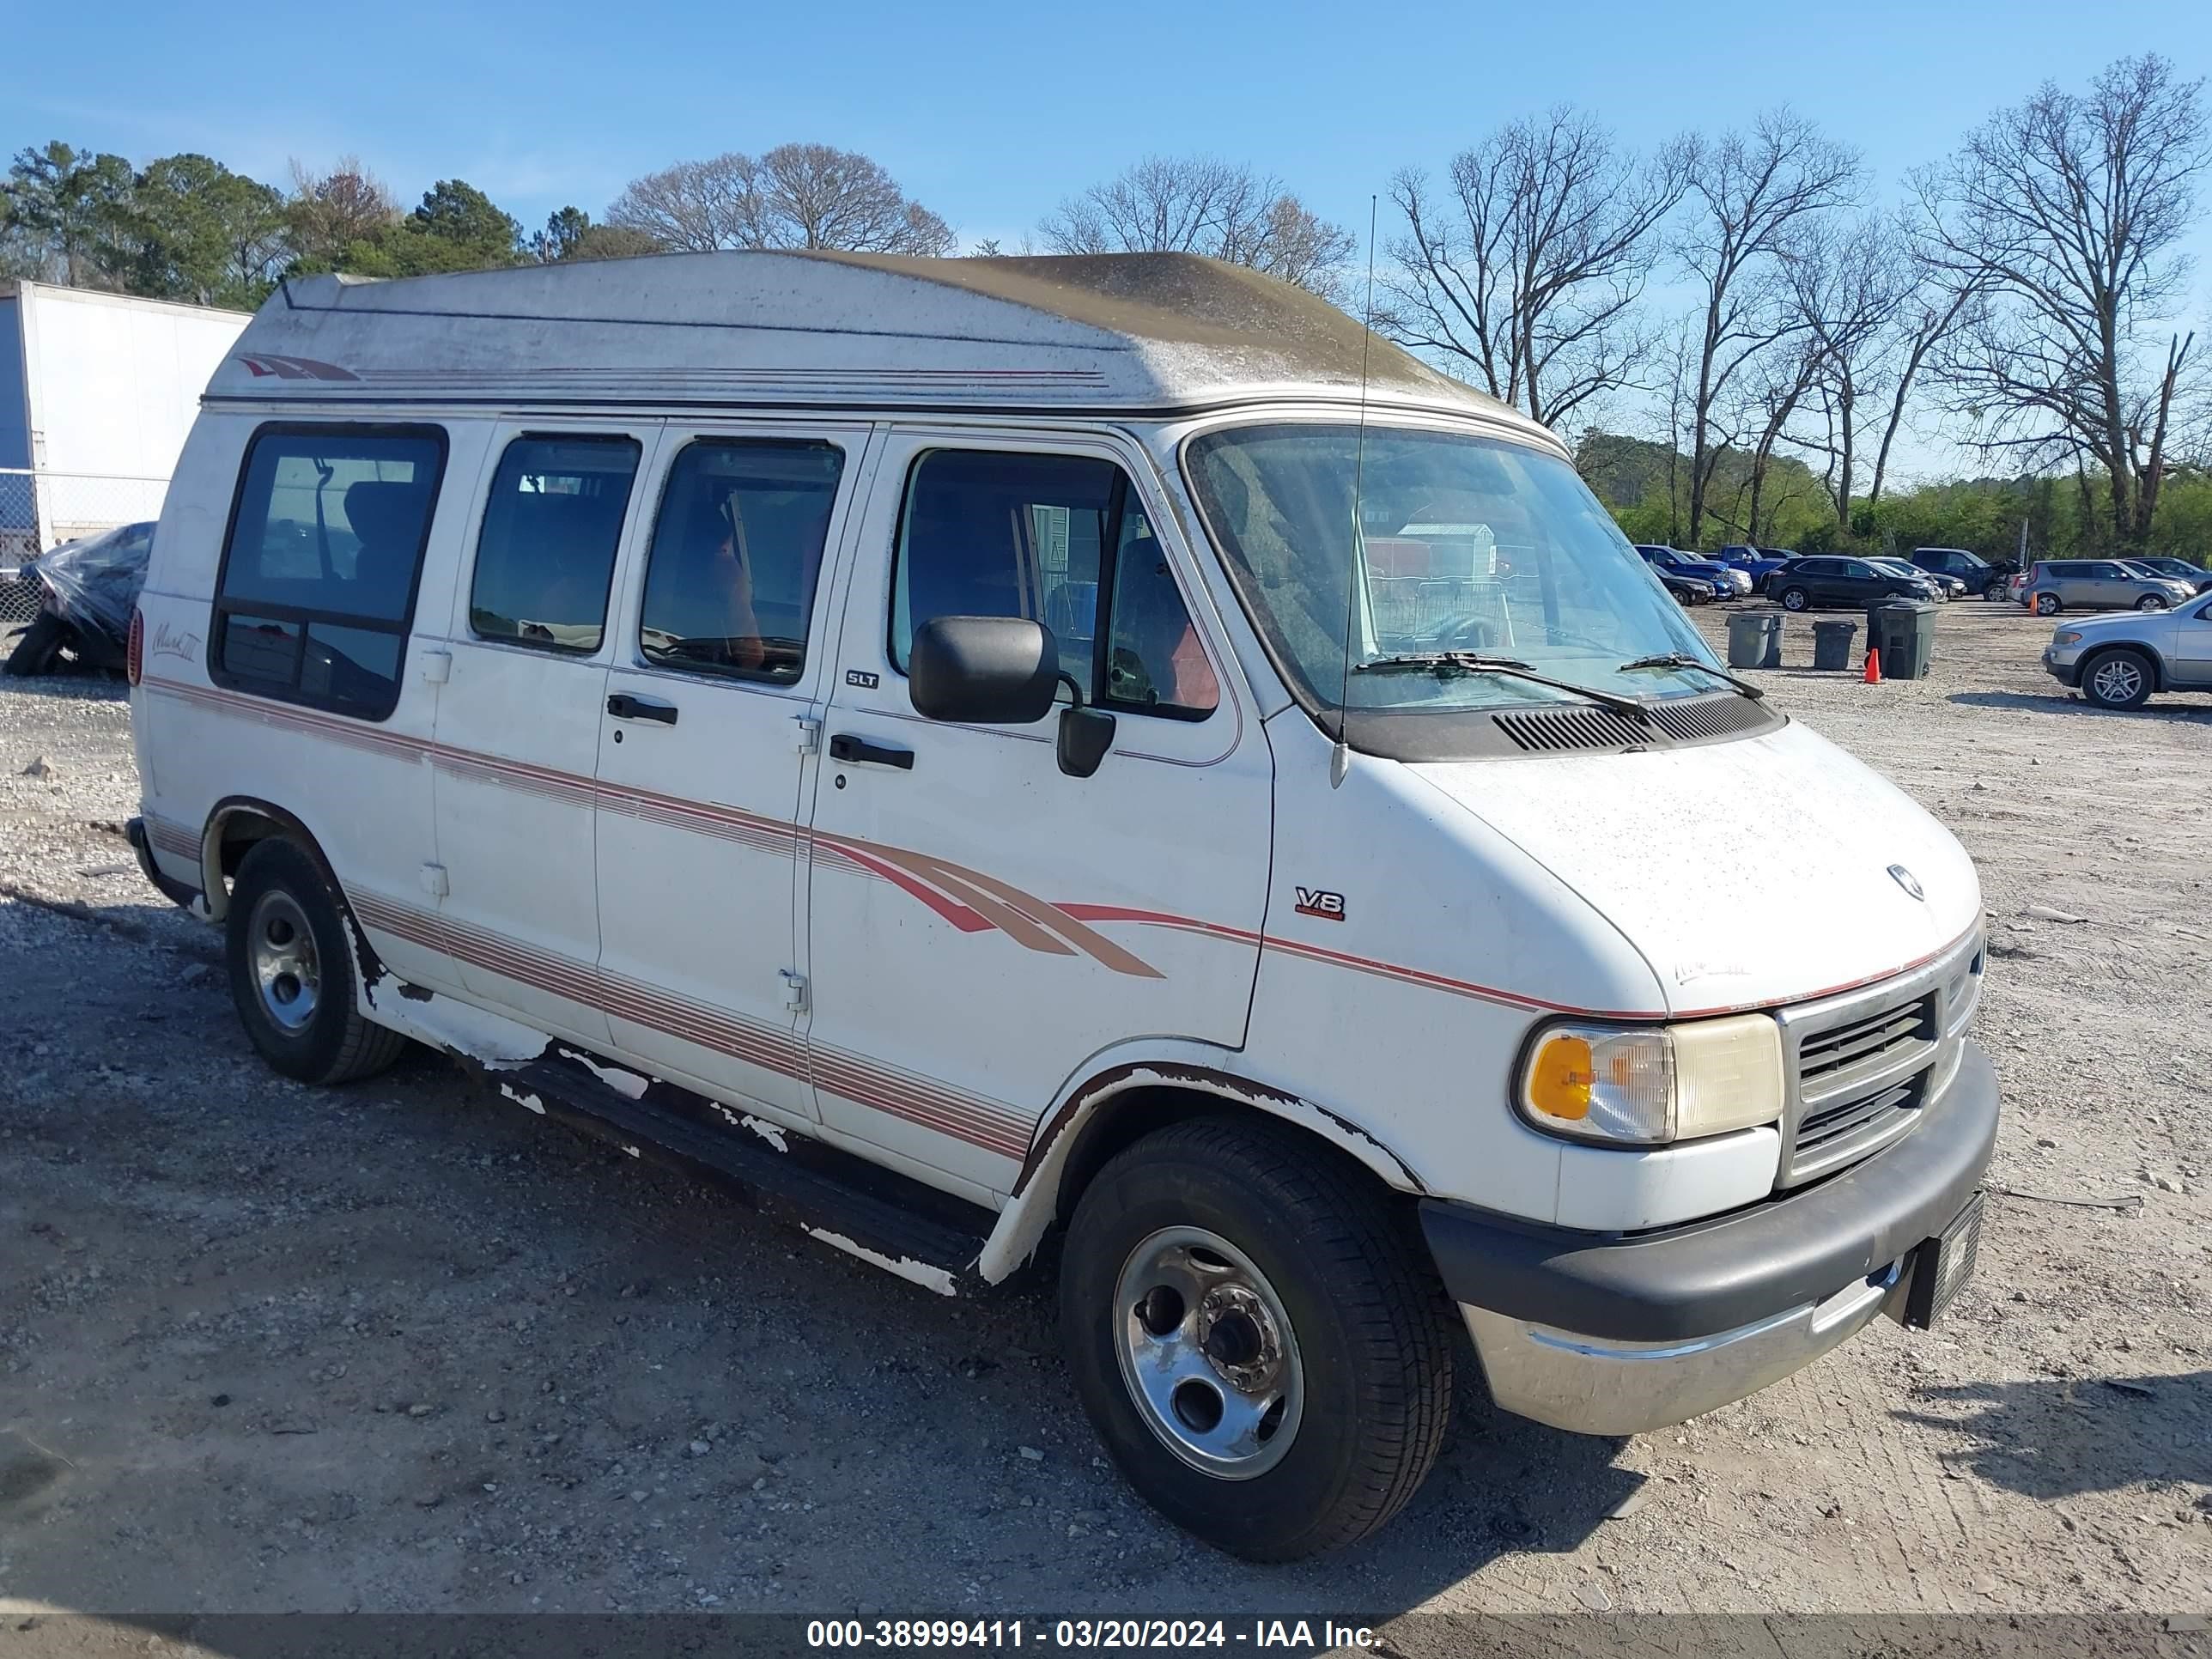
(12, 0), (2209, 476)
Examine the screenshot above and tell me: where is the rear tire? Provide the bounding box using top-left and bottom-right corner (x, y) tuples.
(2034, 592), (2062, 617)
(226, 839), (408, 1085)
(2081, 647), (2154, 710)
(4, 612), (64, 677)
(1060, 1115), (1455, 1561)
(1779, 587), (1809, 612)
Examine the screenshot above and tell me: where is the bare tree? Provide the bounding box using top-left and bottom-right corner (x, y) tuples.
(1677, 112), (1863, 544)
(1771, 214), (1918, 523)
(1916, 54), (2210, 548)
(285, 157), (398, 269)
(1037, 156), (1355, 300)
(1381, 108), (1691, 429)
(607, 143), (954, 257)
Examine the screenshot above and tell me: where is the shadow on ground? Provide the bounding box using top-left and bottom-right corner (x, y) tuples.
(1894, 1370), (2212, 1501)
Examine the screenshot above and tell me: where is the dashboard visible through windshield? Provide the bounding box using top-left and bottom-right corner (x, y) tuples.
(1183, 422), (1724, 717)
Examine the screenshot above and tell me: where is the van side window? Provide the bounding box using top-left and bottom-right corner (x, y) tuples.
(470, 435), (641, 653)
(638, 440), (844, 684)
(212, 424), (447, 720)
(890, 449), (1218, 719)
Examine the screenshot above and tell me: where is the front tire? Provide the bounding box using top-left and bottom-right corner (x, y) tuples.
(2081, 647), (2154, 710)
(1060, 1116), (1455, 1561)
(2136, 594), (2168, 612)
(226, 839), (408, 1085)
(4, 612), (65, 677)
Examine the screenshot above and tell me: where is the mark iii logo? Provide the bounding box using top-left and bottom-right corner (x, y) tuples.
(1294, 887), (1346, 921)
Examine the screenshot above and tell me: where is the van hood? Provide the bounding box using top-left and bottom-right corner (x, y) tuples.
(1406, 719), (1981, 1015)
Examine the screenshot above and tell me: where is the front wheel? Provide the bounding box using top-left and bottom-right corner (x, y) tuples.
(1779, 587), (1809, 612)
(3, 612), (66, 677)
(227, 839), (409, 1085)
(2136, 594), (2168, 612)
(2082, 648), (2154, 709)
(1060, 1117), (1455, 1560)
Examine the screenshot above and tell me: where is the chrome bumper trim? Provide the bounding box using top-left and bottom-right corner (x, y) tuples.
(1462, 1261), (1903, 1437)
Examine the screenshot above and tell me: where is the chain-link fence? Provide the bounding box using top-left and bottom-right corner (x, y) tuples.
(1, 466), (171, 556)
(1, 467), (171, 628)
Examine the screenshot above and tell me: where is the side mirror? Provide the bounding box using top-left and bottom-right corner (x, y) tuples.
(909, 615), (1060, 726)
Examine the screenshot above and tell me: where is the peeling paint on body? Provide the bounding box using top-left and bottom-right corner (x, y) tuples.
(561, 1050), (653, 1101)
(804, 1227), (958, 1297)
(497, 1082), (547, 1115)
(741, 1115), (789, 1152)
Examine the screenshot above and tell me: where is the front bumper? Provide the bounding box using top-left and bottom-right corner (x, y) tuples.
(2041, 645), (2082, 686)
(126, 817), (202, 909)
(1425, 1042), (1998, 1436)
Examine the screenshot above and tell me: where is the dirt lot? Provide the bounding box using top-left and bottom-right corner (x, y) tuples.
(1, 600), (2209, 1626)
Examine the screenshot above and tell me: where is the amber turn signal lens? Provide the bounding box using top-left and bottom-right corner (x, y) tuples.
(1525, 1034), (1595, 1121)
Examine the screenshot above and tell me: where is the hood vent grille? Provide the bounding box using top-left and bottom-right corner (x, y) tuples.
(1646, 694), (1771, 742)
(1493, 706), (1651, 752)
(1492, 692), (1771, 755)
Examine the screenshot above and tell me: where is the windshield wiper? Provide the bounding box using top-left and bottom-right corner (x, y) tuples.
(1354, 653), (1654, 720)
(1617, 653), (1765, 701)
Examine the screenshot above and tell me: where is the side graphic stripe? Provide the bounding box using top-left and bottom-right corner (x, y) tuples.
(347, 890), (1031, 1161)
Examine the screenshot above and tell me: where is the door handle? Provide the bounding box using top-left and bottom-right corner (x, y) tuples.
(607, 693), (678, 726)
(829, 733), (915, 770)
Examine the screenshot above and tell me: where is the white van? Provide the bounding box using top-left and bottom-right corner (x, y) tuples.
(125, 252), (1995, 1560)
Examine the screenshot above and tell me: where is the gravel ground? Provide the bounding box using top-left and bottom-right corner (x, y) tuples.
(0, 601), (2209, 1625)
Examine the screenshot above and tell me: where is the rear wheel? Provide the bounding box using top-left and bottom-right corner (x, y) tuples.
(226, 839), (408, 1085)
(4, 612), (65, 677)
(1779, 586), (1809, 612)
(1060, 1116), (1455, 1560)
(2081, 647), (2154, 710)
(2034, 592), (2062, 617)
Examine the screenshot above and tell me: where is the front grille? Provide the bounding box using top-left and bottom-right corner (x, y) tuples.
(1799, 995), (1935, 1091)
(1775, 944), (1972, 1189)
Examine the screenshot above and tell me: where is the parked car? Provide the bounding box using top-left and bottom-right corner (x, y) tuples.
(3, 520), (153, 677)
(1747, 547), (1799, 585)
(2119, 556), (2212, 594)
(1869, 558), (1956, 601)
(2017, 559), (2198, 617)
(1636, 544), (1742, 598)
(2004, 568), (2032, 605)
(1713, 546), (1779, 587)
(125, 251), (1996, 1560)
(2042, 586), (2212, 708)
(1655, 568), (1712, 606)
(1908, 547), (2014, 599)
(1764, 556), (1936, 612)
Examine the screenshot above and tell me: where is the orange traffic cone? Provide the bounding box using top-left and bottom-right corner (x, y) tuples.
(1863, 645), (1882, 684)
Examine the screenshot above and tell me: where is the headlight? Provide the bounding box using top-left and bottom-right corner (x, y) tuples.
(2055, 630), (2083, 645)
(1517, 1014), (1785, 1146)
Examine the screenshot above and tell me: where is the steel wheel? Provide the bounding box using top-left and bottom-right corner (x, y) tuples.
(1114, 1225), (1304, 1480)
(247, 889), (321, 1031)
(2088, 655), (2148, 707)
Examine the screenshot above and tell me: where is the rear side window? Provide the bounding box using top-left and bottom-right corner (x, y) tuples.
(638, 439), (845, 683)
(890, 449), (1217, 719)
(470, 435), (641, 653)
(213, 424), (447, 720)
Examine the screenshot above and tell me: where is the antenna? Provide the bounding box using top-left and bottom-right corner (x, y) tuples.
(1331, 193), (1379, 791)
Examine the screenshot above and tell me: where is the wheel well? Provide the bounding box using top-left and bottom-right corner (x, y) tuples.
(2080, 641), (2162, 690)
(215, 809), (289, 878)
(1049, 1084), (1404, 1231)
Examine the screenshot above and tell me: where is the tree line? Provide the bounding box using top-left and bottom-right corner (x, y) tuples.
(2, 52), (2206, 556)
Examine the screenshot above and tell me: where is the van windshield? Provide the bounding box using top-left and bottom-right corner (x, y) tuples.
(1185, 423), (1720, 713)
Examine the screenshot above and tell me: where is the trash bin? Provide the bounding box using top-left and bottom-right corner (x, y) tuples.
(1811, 618), (1857, 672)
(1866, 599), (1938, 680)
(1726, 609), (1783, 670)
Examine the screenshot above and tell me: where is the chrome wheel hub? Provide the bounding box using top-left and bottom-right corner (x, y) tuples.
(248, 890), (320, 1032)
(1114, 1226), (1304, 1480)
